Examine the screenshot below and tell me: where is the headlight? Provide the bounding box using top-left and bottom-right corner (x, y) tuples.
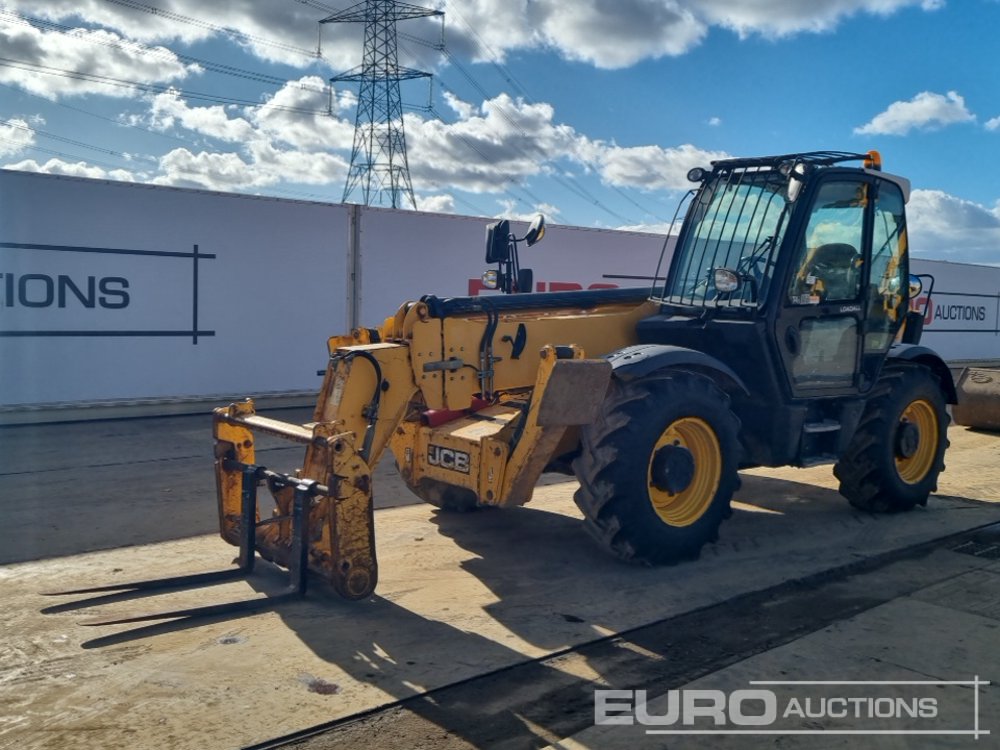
(481, 270), (498, 289)
(687, 167), (707, 183)
(713, 268), (740, 294)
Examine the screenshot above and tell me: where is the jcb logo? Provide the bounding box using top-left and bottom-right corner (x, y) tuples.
(427, 445), (470, 474)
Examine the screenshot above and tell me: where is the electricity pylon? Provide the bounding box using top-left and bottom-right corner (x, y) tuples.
(322, 1), (442, 209)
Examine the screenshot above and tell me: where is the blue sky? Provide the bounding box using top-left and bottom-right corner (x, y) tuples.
(2, 0), (1000, 264)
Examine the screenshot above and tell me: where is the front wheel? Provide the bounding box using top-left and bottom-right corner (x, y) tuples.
(573, 371), (741, 565)
(834, 365), (949, 512)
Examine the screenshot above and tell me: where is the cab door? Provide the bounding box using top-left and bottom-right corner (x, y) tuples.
(859, 179), (909, 388)
(776, 176), (871, 396)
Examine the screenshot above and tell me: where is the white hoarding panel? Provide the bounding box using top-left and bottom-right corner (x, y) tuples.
(0, 170), (349, 406)
(3, 169), (999, 413)
(355, 207), (667, 326)
(911, 259), (1000, 361)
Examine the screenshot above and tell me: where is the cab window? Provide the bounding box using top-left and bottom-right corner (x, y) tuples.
(787, 181), (866, 305)
(866, 181), (908, 351)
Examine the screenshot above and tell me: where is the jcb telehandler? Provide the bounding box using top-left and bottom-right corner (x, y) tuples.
(57, 151), (956, 621)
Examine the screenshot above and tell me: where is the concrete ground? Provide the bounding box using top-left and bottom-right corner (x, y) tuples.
(540, 539), (1000, 750)
(1, 411), (998, 750)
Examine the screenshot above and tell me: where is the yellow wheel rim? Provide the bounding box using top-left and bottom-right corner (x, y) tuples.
(895, 399), (938, 485)
(647, 417), (722, 527)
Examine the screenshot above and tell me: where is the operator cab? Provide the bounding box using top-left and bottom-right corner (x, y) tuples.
(642, 151), (932, 466)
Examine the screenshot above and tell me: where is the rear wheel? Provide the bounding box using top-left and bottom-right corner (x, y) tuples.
(573, 371), (741, 564)
(834, 365), (948, 512)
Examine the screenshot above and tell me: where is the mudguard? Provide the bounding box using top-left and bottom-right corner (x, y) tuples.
(606, 344), (749, 395)
(887, 343), (958, 403)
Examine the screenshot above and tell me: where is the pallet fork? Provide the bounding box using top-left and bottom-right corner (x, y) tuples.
(43, 463), (324, 626)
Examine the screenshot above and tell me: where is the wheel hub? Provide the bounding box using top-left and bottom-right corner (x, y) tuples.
(650, 444), (696, 495)
(896, 420), (920, 459)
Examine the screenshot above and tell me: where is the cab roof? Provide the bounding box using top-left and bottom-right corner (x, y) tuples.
(709, 151), (911, 203)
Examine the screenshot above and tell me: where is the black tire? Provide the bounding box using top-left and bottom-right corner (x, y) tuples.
(572, 371), (741, 565)
(834, 365), (949, 512)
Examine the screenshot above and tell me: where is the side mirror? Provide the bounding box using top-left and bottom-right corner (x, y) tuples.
(908, 274), (923, 298)
(485, 219), (511, 263)
(524, 214), (545, 247)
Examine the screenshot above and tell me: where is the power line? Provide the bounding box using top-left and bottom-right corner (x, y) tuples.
(396, 31), (639, 222)
(436, 3), (668, 223)
(441, 1), (533, 103)
(413, 46), (636, 223)
(0, 9), (330, 97)
(3, 0), (657, 222)
(437, 59), (647, 222)
(0, 57), (330, 115)
(101, 0), (319, 59)
(0, 80), (186, 143)
(0, 138), (143, 173)
(0, 117), (153, 163)
(425, 101), (544, 209)
(292, 0), (340, 16)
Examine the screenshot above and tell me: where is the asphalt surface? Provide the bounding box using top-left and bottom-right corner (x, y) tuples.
(0, 407), (423, 565)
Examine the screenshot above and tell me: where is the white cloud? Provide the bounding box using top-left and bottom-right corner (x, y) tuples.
(2, 0), (362, 70)
(616, 221), (682, 235)
(0, 16), (195, 99)
(417, 194), (457, 214)
(854, 91), (975, 136)
(406, 93), (579, 192)
(245, 140), (347, 185)
(696, 0), (942, 38)
(151, 143), (348, 192)
(443, 91), (475, 121)
(985, 116), (1000, 132)
(150, 91), (255, 143)
(595, 143), (730, 190)
(139, 82), (726, 205)
(153, 148), (260, 190)
(529, 0), (706, 69)
(407, 92), (728, 198)
(138, 79), (351, 191)
(442, 0), (941, 69)
(707, 116), (722, 127)
(251, 78), (356, 151)
(142, 100), (349, 191)
(907, 189), (1000, 264)
(4, 0), (945, 75)
(3, 156), (135, 181)
(493, 199), (561, 222)
(0, 117), (35, 157)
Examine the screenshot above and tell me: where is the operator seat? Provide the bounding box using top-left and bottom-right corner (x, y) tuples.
(799, 242), (861, 301)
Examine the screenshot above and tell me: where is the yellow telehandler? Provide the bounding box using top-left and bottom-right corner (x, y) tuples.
(57, 151), (957, 623)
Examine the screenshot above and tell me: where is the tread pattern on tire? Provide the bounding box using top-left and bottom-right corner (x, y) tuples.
(572, 371), (741, 565)
(834, 364), (949, 513)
